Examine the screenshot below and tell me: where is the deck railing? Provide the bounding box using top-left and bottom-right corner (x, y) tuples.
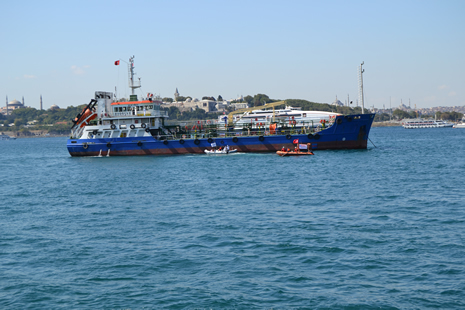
(111, 111), (169, 118)
(159, 126), (327, 141)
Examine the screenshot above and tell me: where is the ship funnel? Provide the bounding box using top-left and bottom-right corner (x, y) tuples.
(95, 91), (113, 117)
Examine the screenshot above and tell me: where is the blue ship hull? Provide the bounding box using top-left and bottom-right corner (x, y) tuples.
(67, 114), (375, 156)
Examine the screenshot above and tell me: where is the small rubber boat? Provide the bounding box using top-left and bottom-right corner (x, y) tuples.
(276, 150), (314, 157)
(204, 149), (237, 155)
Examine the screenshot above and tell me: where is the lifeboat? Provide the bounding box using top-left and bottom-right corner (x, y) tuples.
(71, 99), (98, 129)
(74, 107), (91, 123)
(79, 113), (97, 128)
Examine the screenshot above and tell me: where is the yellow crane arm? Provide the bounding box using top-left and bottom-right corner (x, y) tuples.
(227, 100), (287, 126)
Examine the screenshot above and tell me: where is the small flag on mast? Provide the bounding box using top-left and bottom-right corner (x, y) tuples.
(114, 60), (120, 65)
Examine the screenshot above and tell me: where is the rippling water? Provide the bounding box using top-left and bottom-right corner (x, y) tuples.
(1, 127), (464, 309)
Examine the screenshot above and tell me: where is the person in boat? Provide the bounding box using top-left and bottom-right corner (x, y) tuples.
(226, 145), (230, 154)
(308, 143), (312, 154)
(281, 146), (286, 152)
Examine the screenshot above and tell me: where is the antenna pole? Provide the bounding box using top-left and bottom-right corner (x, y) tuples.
(128, 56), (141, 95)
(358, 62), (365, 114)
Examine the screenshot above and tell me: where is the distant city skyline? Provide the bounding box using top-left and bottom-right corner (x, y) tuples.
(3, 92), (462, 116)
(2, 0), (464, 110)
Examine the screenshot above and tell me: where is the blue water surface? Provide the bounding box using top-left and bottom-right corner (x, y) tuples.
(0, 127), (464, 309)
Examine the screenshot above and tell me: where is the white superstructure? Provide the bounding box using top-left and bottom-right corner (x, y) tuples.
(222, 106), (341, 129)
(453, 117), (465, 128)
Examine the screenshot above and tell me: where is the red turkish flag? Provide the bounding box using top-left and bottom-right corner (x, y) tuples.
(114, 60), (120, 65)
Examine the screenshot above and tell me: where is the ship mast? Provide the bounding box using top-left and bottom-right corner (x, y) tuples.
(128, 56), (141, 96)
(358, 62), (365, 114)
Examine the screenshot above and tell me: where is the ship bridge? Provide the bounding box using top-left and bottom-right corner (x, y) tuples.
(110, 99), (168, 118)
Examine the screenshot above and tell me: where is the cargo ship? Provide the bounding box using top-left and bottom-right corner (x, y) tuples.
(67, 57), (375, 156)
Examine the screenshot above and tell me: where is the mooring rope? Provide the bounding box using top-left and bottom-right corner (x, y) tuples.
(369, 137), (377, 148)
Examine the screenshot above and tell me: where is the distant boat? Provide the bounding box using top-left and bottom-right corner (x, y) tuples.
(0, 133), (16, 140)
(277, 142), (314, 156)
(402, 119), (454, 129)
(223, 105), (341, 130)
(453, 117), (465, 128)
(204, 149), (237, 155)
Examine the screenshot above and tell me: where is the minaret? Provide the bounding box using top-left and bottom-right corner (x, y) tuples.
(6, 96), (8, 116)
(40, 95), (43, 110)
(174, 88), (179, 101)
(22, 96), (24, 106)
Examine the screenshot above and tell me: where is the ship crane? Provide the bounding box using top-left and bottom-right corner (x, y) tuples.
(227, 100), (287, 126)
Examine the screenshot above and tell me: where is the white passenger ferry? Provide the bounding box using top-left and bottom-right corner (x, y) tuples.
(402, 119), (454, 129)
(221, 106), (341, 130)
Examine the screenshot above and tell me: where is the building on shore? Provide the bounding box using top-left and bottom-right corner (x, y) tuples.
(1, 97), (26, 115)
(331, 96), (344, 107)
(164, 88), (249, 113)
(1, 96), (41, 115)
(164, 97), (219, 113)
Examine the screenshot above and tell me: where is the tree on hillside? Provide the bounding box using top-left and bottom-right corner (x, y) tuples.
(253, 94), (270, 107)
(9, 106), (84, 125)
(374, 113), (391, 122)
(393, 109), (412, 120)
(243, 95), (253, 104)
(163, 97), (174, 103)
(14, 119), (25, 127)
(438, 111), (463, 120)
(284, 99), (331, 112)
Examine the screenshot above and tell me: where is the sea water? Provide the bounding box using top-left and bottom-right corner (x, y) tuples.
(0, 127), (464, 309)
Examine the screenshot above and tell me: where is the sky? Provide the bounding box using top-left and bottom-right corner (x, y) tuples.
(2, 0), (464, 110)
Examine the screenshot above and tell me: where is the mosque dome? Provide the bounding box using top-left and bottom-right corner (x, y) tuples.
(50, 104), (60, 110)
(8, 100), (23, 107)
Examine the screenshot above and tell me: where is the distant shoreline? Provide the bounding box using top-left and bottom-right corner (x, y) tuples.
(0, 132), (69, 139)
(372, 122), (402, 127)
(6, 135), (69, 139)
